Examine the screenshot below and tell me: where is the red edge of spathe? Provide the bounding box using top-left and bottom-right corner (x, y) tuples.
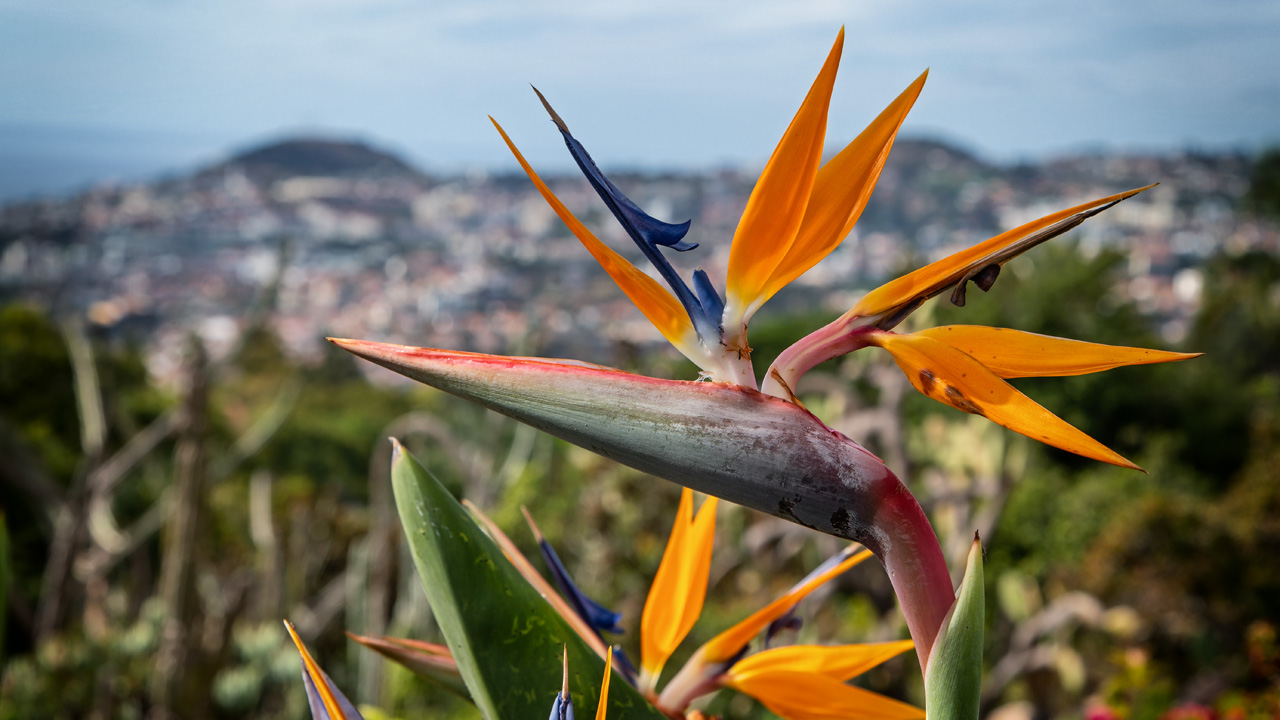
(330, 336), (762, 397)
(326, 336), (886, 466)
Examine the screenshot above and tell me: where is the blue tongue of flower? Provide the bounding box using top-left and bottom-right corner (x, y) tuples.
(525, 508), (639, 684)
(549, 690), (574, 720)
(533, 87), (723, 340)
(536, 536), (625, 636)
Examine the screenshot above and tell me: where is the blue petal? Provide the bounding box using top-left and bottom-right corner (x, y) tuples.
(538, 538), (624, 635)
(533, 88), (718, 341)
(692, 268), (725, 329)
(568, 143), (696, 253)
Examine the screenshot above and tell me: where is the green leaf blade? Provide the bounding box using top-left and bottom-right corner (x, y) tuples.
(389, 439), (664, 720)
(924, 535), (985, 720)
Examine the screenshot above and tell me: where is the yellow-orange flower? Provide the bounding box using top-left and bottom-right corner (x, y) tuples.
(491, 28), (1196, 471)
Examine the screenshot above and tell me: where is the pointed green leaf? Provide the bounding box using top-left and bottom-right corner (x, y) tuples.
(390, 440), (664, 720)
(924, 535), (984, 720)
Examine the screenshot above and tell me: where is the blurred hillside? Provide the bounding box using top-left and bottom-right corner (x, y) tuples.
(1, 135), (1273, 385)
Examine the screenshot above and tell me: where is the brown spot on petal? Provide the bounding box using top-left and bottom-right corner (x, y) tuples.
(919, 369), (937, 394)
(945, 384), (985, 416)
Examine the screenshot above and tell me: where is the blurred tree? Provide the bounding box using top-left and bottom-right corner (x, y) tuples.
(0, 305), (80, 479)
(1244, 148), (1280, 220)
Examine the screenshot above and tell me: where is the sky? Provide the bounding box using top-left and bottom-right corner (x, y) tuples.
(1, 0), (1278, 199)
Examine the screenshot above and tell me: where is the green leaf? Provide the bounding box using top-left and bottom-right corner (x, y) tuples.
(390, 439), (665, 720)
(924, 535), (984, 720)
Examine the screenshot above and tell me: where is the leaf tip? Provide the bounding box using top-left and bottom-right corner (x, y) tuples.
(532, 85), (570, 134)
(521, 505), (546, 543)
(923, 535), (984, 720)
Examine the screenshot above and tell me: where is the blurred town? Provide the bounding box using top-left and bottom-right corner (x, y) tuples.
(2, 135), (1273, 384)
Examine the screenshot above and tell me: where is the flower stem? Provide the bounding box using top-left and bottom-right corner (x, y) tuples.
(762, 316), (875, 399)
(863, 468), (955, 670)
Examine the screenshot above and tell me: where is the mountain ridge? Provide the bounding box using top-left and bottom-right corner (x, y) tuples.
(201, 137), (426, 184)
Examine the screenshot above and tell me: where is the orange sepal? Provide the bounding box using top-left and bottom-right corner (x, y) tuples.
(491, 118), (702, 362)
(851, 185), (1157, 320)
(728, 640), (915, 682)
(758, 70), (928, 308)
(919, 325), (1201, 378)
(639, 488), (718, 685)
(725, 667), (924, 720)
(595, 651), (613, 720)
(869, 331), (1140, 470)
(725, 28), (844, 326)
(698, 548), (871, 663)
(284, 620), (360, 720)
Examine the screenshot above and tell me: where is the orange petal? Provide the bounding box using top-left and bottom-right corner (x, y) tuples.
(758, 70), (928, 307)
(851, 185), (1157, 321)
(919, 325), (1201, 378)
(284, 620), (363, 720)
(729, 641), (914, 682)
(462, 500), (611, 659)
(491, 118), (704, 363)
(595, 651), (613, 720)
(640, 488), (718, 687)
(699, 548), (871, 663)
(725, 667), (924, 720)
(724, 29), (844, 329)
(869, 332), (1140, 470)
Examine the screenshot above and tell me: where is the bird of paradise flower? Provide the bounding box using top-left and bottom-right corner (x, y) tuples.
(330, 26), (1197, 703)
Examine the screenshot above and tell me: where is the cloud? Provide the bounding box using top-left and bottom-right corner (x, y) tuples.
(0, 0), (1276, 174)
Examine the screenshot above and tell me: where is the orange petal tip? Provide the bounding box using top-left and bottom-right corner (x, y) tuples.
(870, 332), (1142, 471)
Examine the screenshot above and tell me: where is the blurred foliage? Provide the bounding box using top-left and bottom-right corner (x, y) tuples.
(0, 511), (8, 668)
(0, 304), (92, 479)
(1244, 148), (1280, 221)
